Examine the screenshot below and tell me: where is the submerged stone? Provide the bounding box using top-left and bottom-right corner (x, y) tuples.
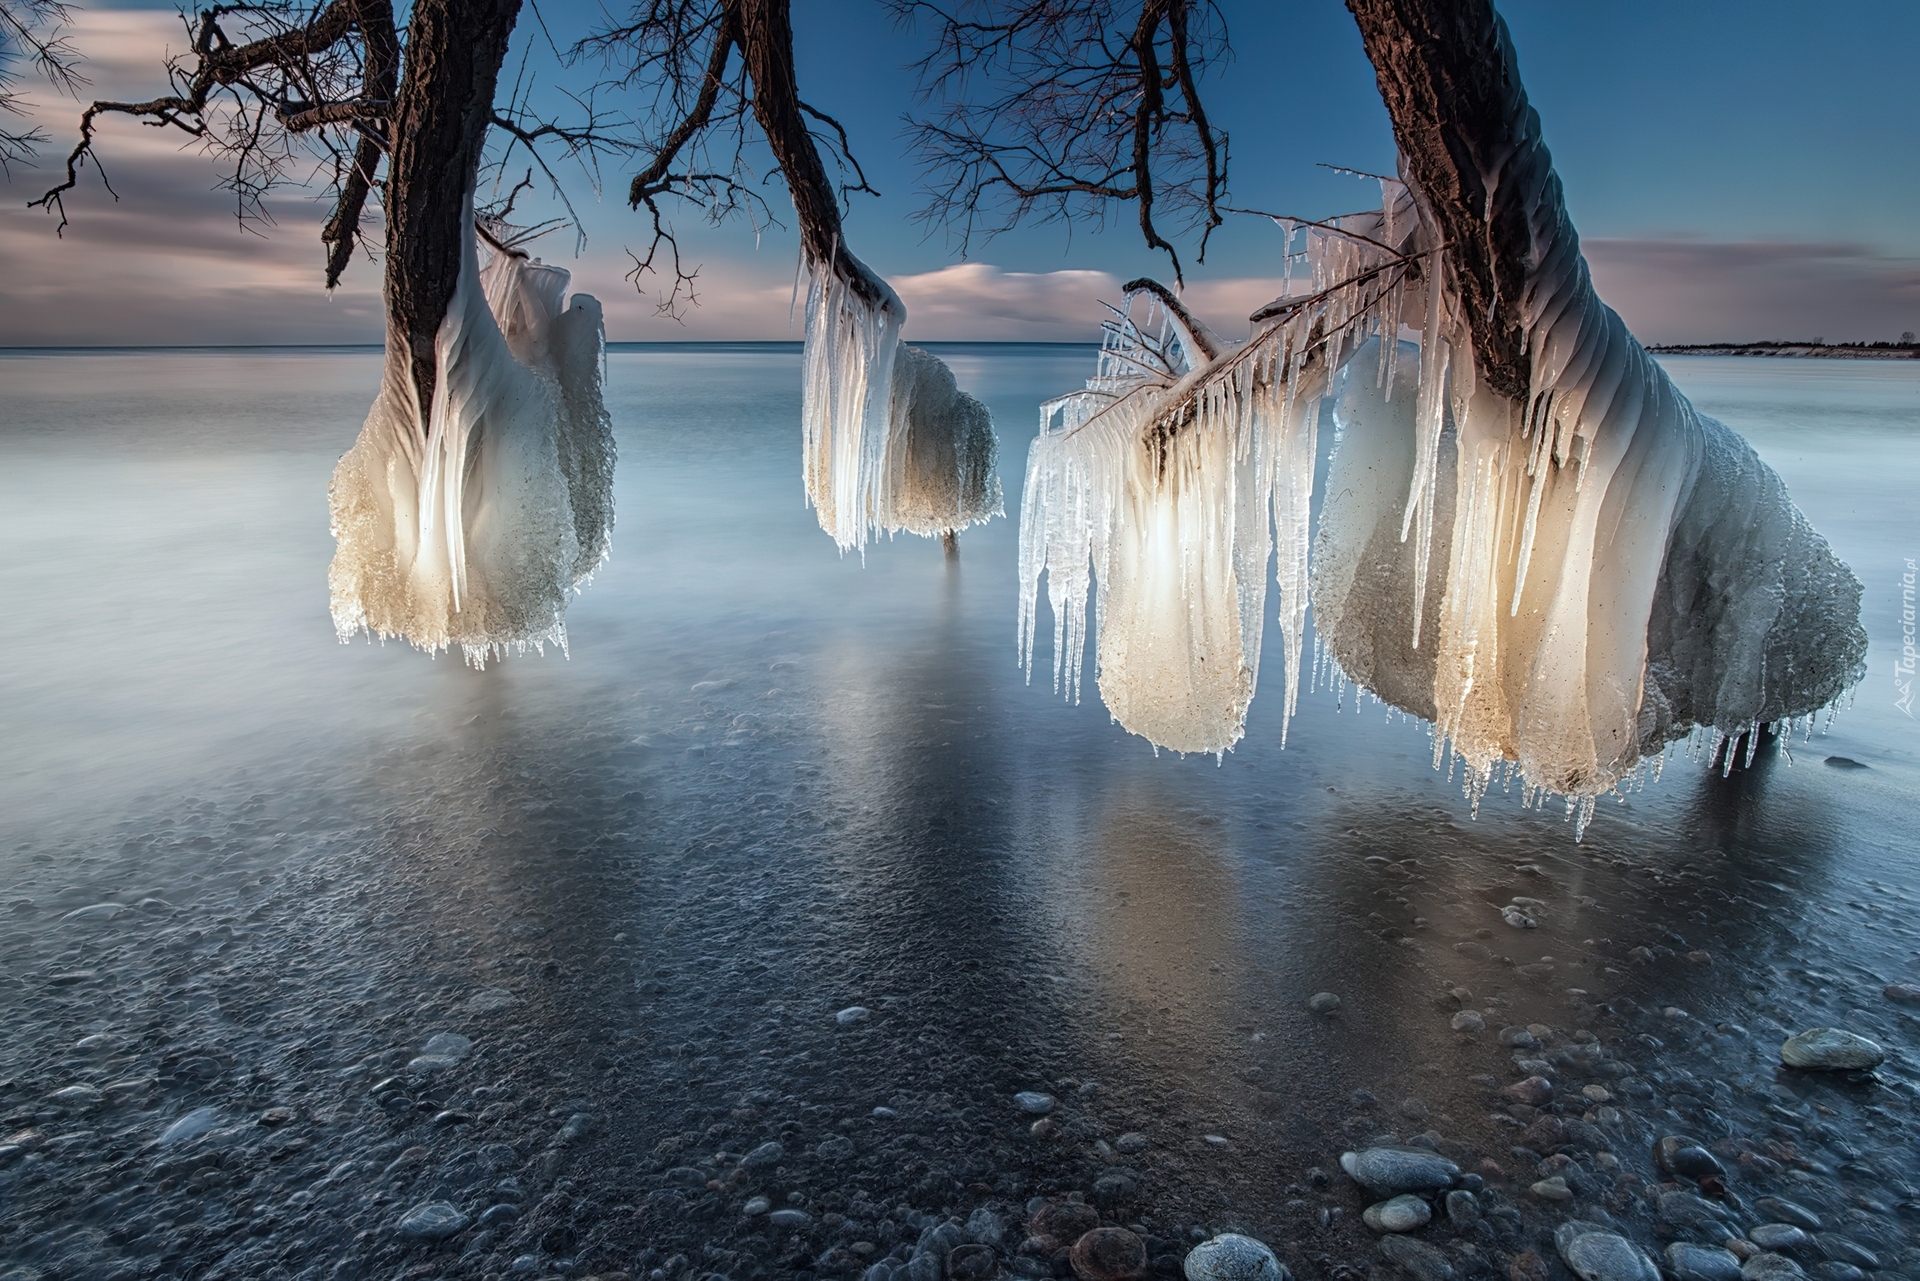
(1780, 1028), (1883, 1070)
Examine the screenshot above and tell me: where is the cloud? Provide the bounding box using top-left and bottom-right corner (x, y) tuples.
(1586, 238), (1920, 345)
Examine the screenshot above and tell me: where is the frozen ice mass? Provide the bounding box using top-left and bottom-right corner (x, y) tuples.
(1019, 172), (1867, 829)
(327, 203), (615, 668)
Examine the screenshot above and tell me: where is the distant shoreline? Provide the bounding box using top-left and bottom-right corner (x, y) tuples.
(1649, 341), (1919, 360)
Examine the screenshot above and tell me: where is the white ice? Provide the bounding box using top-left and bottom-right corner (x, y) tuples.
(1019, 172), (1866, 826)
(327, 198), (614, 667)
(801, 254), (1002, 551)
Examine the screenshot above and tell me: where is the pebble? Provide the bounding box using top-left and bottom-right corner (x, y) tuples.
(1747, 1225), (1808, 1252)
(467, 988), (518, 1013)
(46, 1085), (103, 1109)
(1182, 1233), (1288, 1281)
(1582, 1085), (1612, 1103)
(396, 1201), (470, 1241)
(258, 1107), (294, 1126)
(74, 1033), (119, 1051)
(1340, 1145), (1460, 1194)
(1778, 1028), (1884, 1070)
(1070, 1226), (1147, 1281)
(1663, 1243), (1743, 1281)
(158, 1106), (220, 1147)
(743, 1196), (771, 1216)
(768, 1208), (812, 1229)
(1308, 992), (1341, 1013)
(1029, 1201), (1100, 1251)
(835, 1006), (871, 1026)
(1378, 1234), (1454, 1281)
(407, 1054), (461, 1075)
(1754, 1199), (1821, 1231)
(1501, 905), (1537, 929)
(1555, 1223), (1660, 1281)
(1739, 1256), (1806, 1279)
(1114, 1132), (1150, 1154)
(1530, 1176), (1573, 1201)
(1450, 1010), (1485, 1033)
(1502, 1075), (1554, 1106)
(1654, 1136), (1726, 1183)
(422, 1031), (472, 1060)
(478, 1204), (520, 1227)
(1882, 983), (1920, 1006)
(1497, 1025), (1539, 1049)
(1444, 1190), (1480, 1226)
(1014, 1091), (1056, 1115)
(1362, 1194), (1431, 1232)
(741, 1140), (784, 1169)
(948, 1243), (998, 1280)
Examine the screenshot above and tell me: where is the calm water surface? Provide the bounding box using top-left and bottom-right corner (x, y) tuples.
(1, 346), (1918, 1280)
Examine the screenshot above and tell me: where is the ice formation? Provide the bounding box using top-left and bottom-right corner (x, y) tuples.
(1019, 174), (1867, 824)
(801, 253), (1002, 551)
(328, 202), (614, 667)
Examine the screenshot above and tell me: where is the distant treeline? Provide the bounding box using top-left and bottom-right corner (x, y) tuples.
(1649, 339), (1919, 359)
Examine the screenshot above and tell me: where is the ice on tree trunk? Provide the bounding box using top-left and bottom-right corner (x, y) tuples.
(327, 203), (614, 667)
(1019, 172), (1865, 829)
(801, 253), (1002, 552)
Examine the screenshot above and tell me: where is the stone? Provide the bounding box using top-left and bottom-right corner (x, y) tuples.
(46, 1085), (103, 1109)
(1502, 1076), (1553, 1106)
(836, 1006), (871, 1026)
(407, 1054), (460, 1075)
(1451, 1011), (1485, 1033)
(1071, 1227), (1148, 1281)
(1015, 1091), (1056, 1115)
(1747, 1226), (1808, 1252)
(258, 1107), (294, 1126)
(1182, 1233), (1288, 1281)
(1378, 1234), (1454, 1281)
(1883, 984), (1920, 1006)
(1805, 1265), (1863, 1281)
(158, 1107), (219, 1147)
(1530, 1177), (1573, 1201)
(1340, 1146), (1460, 1194)
(396, 1201), (470, 1241)
(1497, 1026), (1539, 1049)
(743, 1196), (771, 1216)
(1663, 1243), (1743, 1281)
(467, 988), (518, 1014)
(964, 1206), (1008, 1247)
(1308, 992), (1341, 1013)
(769, 1208), (812, 1229)
(1114, 1132), (1150, 1154)
(1554, 1224), (1659, 1281)
(1810, 1237), (1876, 1269)
(422, 1032), (472, 1060)
(1740, 1257), (1806, 1279)
(478, 1204), (520, 1228)
(948, 1244), (998, 1280)
(741, 1141), (784, 1169)
(1753, 1199), (1821, 1232)
(1444, 1190), (1481, 1227)
(1654, 1137), (1726, 1183)
(1501, 906), (1537, 929)
(1363, 1195), (1432, 1233)
(1779, 1028), (1884, 1071)
(1030, 1201), (1100, 1251)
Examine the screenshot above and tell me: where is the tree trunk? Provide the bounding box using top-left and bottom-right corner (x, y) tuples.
(385, 0), (524, 418)
(730, 0), (885, 306)
(1345, 0), (1567, 403)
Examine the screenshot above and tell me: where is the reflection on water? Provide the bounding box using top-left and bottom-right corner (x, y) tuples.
(1, 347), (1918, 1277)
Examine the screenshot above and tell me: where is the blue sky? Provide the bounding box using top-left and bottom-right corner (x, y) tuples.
(0, 0), (1913, 344)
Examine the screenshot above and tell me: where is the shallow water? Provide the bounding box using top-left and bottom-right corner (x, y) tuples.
(1, 347), (1918, 1281)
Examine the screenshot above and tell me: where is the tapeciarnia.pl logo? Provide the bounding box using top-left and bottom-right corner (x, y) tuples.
(1899, 558), (1917, 717)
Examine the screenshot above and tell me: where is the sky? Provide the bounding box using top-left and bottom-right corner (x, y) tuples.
(0, 0), (1914, 346)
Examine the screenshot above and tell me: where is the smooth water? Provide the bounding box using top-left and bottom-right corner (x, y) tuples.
(1, 347), (1918, 1281)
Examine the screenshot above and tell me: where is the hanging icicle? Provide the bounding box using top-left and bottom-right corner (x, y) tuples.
(327, 196), (614, 668)
(1018, 164), (1867, 833)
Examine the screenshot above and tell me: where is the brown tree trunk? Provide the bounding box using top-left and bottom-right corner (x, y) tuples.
(730, 0), (885, 307)
(1346, 0), (1569, 403)
(385, 0), (525, 417)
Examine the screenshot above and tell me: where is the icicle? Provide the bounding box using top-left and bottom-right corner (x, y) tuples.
(328, 192), (614, 668)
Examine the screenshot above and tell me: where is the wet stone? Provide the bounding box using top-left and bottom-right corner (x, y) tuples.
(1341, 1145), (1460, 1194)
(46, 1085), (102, 1109)
(396, 1201), (469, 1241)
(1882, 984), (1920, 1006)
(478, 1204), (520, 1227)
(158, 1106), (219, 1147)
(1655, 1137), (1726, 1183)
(1071, 1226), (1148, 1281)
(741, 1140), (784, 1169)
(949, 1243), (998, 1280)
(1502, 1076), (1554, 1106)
(1114, 1132), (1150, 1154)
(1753, 1199), (1822, 1232)
(1555, 1223), (1659, 1281)
(1444, 1190), (1481, 1227)
(1748, 1225), (1809, 1252)
(1664, 1243), (1743, 1281)
(743, 1195), (771, 1216)
(1308, 992), (1341, 1014)
(769, 1208), (812, 1229)
(1811, 1237), (1876, 1269)
(1015, 1091), (1056, 1115)
(1739, 1256), (1806, 1279)
(1378, 1234), (1453, 1281)
(836, 1005), (871, 1026)
(1779, 1028), (1884, 1071)
(1182, 1232), (1288, 1281)
(1363, 1194), (1431, 1233)
(422, 1031), (472, 1060)
(1530, 1177), (1573, 1202)
(1498, 1026), (1539, 1049)
(1029, 1201), (1100, 1251)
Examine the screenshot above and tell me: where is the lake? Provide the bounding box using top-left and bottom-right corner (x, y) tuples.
(1, 346), (1917, 1280)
